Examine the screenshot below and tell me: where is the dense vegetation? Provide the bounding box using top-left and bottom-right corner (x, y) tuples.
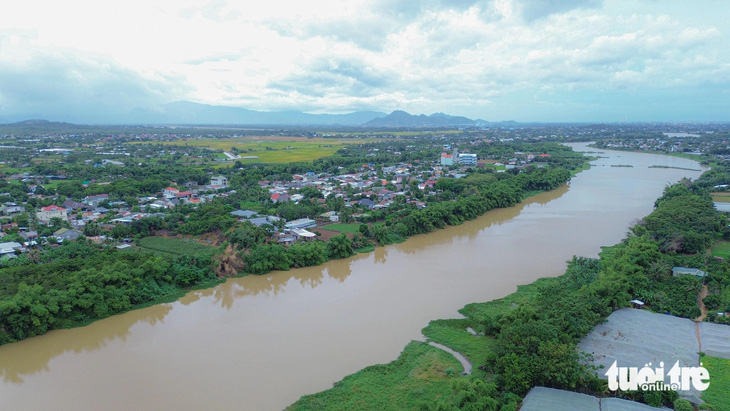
(0, 241), (218, 344)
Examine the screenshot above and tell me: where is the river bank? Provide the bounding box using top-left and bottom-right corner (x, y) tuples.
(0, 144), (706, 410)
(291, 171), (729, 410)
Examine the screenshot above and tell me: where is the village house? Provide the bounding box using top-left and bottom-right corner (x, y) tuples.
(284, 218), (317, 230)
(83, 194), (109, 208)
(36, 205), (68, 224)
(210, 175), (228, 188)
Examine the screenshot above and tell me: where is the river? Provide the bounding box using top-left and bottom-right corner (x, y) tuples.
(0, 144), (704, 410)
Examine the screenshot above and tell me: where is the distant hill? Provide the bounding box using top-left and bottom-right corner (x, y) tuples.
(0, 104), (518, 128)
(364, 110), (490, 127)
(127, 101), (386, 126)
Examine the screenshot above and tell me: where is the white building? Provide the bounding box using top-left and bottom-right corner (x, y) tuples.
(36, 205), (68, 224)
(458, 153), (477, 166)
(211, 176), (228, 188)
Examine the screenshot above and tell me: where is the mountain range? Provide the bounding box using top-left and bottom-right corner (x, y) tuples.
(0, 101), (510, 128)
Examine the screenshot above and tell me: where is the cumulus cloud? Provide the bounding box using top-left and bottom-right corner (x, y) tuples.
(0, 35), (187, 123)
(0, 0), (728, 121)
(518, 0), (603, 21)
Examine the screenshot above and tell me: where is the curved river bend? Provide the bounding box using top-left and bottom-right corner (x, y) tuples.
(0, 144), (704, 410)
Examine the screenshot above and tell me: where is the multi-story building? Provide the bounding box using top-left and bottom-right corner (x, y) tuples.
(36, 205), (68, 224)
(458, 153), (477, 166)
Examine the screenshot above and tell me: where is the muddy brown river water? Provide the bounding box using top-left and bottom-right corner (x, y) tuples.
(0, 144), (705, 410)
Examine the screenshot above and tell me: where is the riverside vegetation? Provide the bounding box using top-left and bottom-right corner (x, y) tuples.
(0, 141), (585, 345)
(291, 168), (730, 410)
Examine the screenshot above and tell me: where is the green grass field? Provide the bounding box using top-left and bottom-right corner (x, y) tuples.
(701, 355), (730, 411)
(138, 236), (216, 257)
(289, 341), (463, 411)
(422, 319), (497, 379)
(711, 241), (730, 260)
(128, 137), (372, 163)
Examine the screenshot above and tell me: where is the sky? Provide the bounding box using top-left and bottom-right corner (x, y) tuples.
(1, 0), (729, 123)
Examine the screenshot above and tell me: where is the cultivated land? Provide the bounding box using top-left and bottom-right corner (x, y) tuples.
(137, 236), (216, 257)
(129, 137), (373, 163)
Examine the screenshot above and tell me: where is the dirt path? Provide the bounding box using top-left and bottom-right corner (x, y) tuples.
(694, 284), (709, 353)
(695, 284), (709, 322)
(427, 341), (472, 375)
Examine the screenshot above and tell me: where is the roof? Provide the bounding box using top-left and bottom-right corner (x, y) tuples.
(248, 216), (280, 227)
(164, 187), (179, 192)
(285, 218), (316, 229)
(291, 228), (316, 238)
(41, 205), (65, 212)
(521, 387), (666, 411)
(230, 210), (258, 218)
(0, 242), (22, 254)
(672, 267), (707, 278)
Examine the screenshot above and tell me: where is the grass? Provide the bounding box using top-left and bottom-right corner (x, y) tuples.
(324, 222), (385, 234)
(128, 137), (372, 164)
(289, 341), (463, 411)
(701, 355), (730, 411)
(422, 319), (497, 379)
(710, 241), (730, 260)
(137, 236), (216, 257)
(712, 193), (730, 203)
(459, 277), (556, 321)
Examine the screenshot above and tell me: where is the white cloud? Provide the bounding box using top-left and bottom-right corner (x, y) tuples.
(0, 0), (728, 121)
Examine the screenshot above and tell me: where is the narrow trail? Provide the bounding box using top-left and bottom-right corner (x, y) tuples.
(694, 284), (709, 354)
(425, 340), (472, 375)
(695, 284), (709, 323)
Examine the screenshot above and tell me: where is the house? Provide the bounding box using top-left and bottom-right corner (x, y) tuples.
(83, 194), (109, 207)
(54, 228), (84, 242)
(271, 193), (290, 203)
(1, 204), (25, 215)
(230, 210), (258, 219)
(672, 267), (707, 279)
(163, 187), (179, 197)
(291, 228), (317, 239)
(19, 231), (38, 241)
(358, 198), (375, 209)
(319, 211), (339, 222)
(210, 175), (228, 188)
(284, 218), (317, 230)
(63, 199), (85, 211)
(248, 216), (281, 228)
(175, 191), (193, 199)
(0, 241), (22, 256)
(36, 205), (68, 224)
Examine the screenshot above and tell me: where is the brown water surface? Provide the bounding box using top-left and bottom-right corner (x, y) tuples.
(0, 144), (704, 410)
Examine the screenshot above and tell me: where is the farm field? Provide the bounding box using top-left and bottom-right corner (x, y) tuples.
(128, 137), (373, 163)
(323, 222), (385, 234)
(711, 240), (730, 260)
(712, 192), (730, 203)
(138, 236), (217, 257)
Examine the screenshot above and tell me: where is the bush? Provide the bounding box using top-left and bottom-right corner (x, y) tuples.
(673, 398), (693, 411)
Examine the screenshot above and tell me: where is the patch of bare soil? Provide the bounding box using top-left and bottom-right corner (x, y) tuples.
(695, 284), (709, 322)
(214, 245), (244, 278)
(311, 228), (342, 242)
